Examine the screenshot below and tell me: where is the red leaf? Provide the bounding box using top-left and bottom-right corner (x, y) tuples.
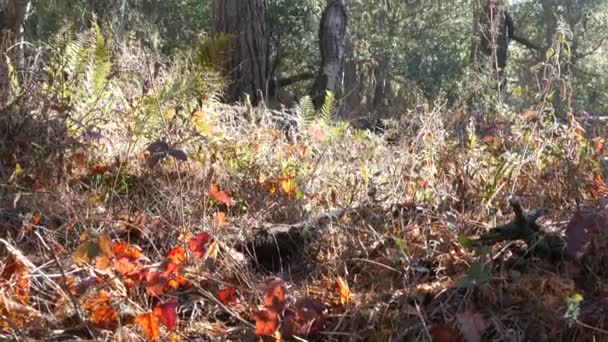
(166, 246), (185, 265)
(209, 183), (234, 206)
(145, 271), (168, 296)
(456, 311), (486, 342)
(217, 287), (238, 305)
(188, 232), (211, 258)
(252, 309), (279, 336)
(263, 278), (287, 312)
(153, 300), (178, 331)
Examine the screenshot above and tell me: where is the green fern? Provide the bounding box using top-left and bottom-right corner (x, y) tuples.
(89, 21), (111, 96)
(295, 95), (315, 128)
(319, 90), (335, 123)
(194, 33), (236, 70)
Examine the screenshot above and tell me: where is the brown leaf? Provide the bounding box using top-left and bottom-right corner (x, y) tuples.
(430, 324), (463, 342)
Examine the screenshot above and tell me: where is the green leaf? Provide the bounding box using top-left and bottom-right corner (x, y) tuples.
(546, 48), (555, 59)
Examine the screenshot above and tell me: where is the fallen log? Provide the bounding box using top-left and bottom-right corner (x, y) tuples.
(472, 197), (566, 262)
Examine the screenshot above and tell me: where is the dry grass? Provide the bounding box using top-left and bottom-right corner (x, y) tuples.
(1, 43), (608, 342)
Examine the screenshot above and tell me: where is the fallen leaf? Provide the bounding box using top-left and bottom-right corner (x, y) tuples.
(188, 232), (211, 258)
(136, 312), (160, 341)
(145, 271), (168, 296)
(166, 246), (185, 265)
(71, 233), (114, 270)
(217, 288), (238, 305)
(263, 278), (287, 312)
(1, 253), (30, 304)
(335, 276), (351, 305)
(456, 311), (486, 342)
(280, 177), (296, 197)
(209, 183), (233, 206)
(153, 300), (178, 331)
(81, 290), (118, 329)
(252, 309), (279, 336)
(565, 208), (608, 254)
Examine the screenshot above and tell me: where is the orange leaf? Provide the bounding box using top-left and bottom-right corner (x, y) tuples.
(136, 312), (160, 341)
(335, 276), (351, 305)
(112, 241), (141, 259)
(188, 232), (211, 258)
(166, 274), (188, 291)
(114, 256), (137, 274)
(280, 177), (296, 197)
(166, 246), (185, 265)
(217, 287), (238, 305)
(82, 290), (118, 329)
(1, 253), (30, 304)
(153, 300), (178, 331)
(263, 278), (287, 312)
(209, 183), (234, 206)
(297, 144), (307, 158)
(252, 310), (279, 336)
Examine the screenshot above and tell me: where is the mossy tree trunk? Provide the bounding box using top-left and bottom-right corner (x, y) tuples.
(212, 0), (272, 105)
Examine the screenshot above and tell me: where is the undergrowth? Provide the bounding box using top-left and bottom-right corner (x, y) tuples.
(1, 25), (608, 342)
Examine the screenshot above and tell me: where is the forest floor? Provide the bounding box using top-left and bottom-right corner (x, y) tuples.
(1, 97), (608, 342)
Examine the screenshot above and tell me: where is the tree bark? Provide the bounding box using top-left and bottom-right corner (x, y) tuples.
(212, 0), (272, 105)
(311, 0), (348, 110)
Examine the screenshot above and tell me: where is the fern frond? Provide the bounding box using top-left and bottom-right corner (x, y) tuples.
(319, 90), (335, 123)
(294, 95), (315, 128)
(195, 33), (236, 70)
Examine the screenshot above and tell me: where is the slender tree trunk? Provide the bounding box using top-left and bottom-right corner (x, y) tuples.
(212, 0), (272, 105)
(311, 0), (348, 110)
(1, 0), (29, 96)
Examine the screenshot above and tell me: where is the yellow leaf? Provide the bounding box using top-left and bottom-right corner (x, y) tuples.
(335, 276), (351, 305)
(163, 107), (176, 121)
(13, 163), (23, 176)
(280, 177), (296, 197)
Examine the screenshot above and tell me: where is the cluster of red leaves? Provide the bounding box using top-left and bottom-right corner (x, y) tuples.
(145, 246), (189, 296)
(252, 278), (326, 339)
(0, 253), (31, 330)
(135, 300), (178, 340)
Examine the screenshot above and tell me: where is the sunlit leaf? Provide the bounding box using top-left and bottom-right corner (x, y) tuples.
(153, 300), (178, 331)
(136, 312), (160, 341)
(252, 309), (279, 336)
(263, 278), (287, 312)
(188, 232), (211, 258)
(335, 276), (351, 305)
(166, 246), (185, 265)
(217, 287), (238, 305)
(209, 183), (234, 206)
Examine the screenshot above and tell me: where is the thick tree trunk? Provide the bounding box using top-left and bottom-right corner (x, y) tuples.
(311, 0), (348, 110)
(212, 0), (271, 105)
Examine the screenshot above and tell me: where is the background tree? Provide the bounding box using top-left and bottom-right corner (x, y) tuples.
(212, 0), (272, 105)
(311, 0), (348, 109)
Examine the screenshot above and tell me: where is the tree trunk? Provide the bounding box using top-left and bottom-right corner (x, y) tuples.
(1, 0), (29, 97)
(311, 0), (348, 110)
(212, 0), (271, 105)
